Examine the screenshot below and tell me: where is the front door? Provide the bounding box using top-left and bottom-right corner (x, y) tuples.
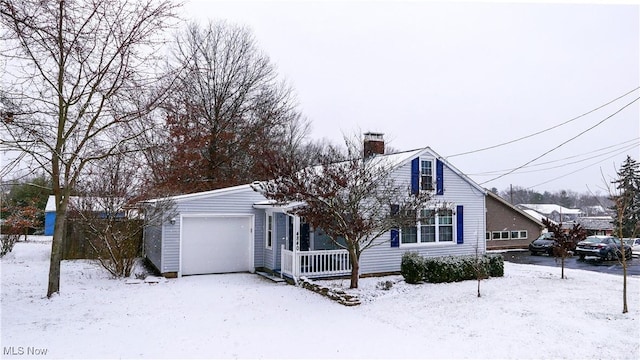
(287, 215), (294, 251)
(286, 215), (310, 251)
(300, 223), (310, 251)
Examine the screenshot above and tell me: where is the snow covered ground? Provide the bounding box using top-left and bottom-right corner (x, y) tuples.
(1, 237), (639, 359)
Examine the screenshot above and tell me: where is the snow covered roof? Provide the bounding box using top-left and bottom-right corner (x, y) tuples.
(517, 204), (582, 215)
(522, 209), (552, 224)
(45, 195), (128, 212)
(143, 184), (254, 204)
(575, 216), (614, 231)
(144, 146), (485, 204)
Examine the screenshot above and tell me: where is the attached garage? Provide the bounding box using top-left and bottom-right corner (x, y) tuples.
(181, 215), (254, 275)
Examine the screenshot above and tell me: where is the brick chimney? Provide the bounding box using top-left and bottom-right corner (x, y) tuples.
(363, 132), (385, 158)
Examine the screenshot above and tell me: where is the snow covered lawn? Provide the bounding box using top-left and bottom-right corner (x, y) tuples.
(2, 239), (639, 359)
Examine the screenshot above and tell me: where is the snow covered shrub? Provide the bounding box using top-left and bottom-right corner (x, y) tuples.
(0, 234), (19, 258)
(376, 280), (394, 290)
(423, 254), (504, 283)
(401, 252), (426, 284)
(485, 254), (504, 277)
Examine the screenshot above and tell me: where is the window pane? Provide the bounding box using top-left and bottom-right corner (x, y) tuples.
(511, 231), (519, 239)
(520, 231), (527, 238)
(421, 225), (435, 242)
(439, 226), (453, 241)
(421, 160), (432, 175)
(421, 160), (433, 190)
(420, 210), (435, 224)
(401, 226), (417, 244)
(439, 210), (452, 225)
(421, 175), (433, 190)
(486, 232), (490, 240)
(492, 231), (500, 239)
(501, 231), (509, 239)
(266, 215), (273, 247)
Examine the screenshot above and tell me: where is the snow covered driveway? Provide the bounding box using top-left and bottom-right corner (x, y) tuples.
(2, 240), (639, 359)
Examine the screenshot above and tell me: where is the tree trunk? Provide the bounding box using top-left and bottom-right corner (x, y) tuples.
(348, 249), (359, 289)
(622, 258), (628, 313)
(47, 207), (66, 297)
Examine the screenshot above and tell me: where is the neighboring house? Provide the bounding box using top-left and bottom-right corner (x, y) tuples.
(44, 196), (56, 235)
(581, 205), (611, 217)
(44, 195), (128, 235)
(143, 134), (487, 279)
(485, 192), (545, 250)
(565, 216), (614, 236)
(516, 204), (583, 223)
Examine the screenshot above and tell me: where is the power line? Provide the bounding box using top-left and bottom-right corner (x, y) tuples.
(446, 86), (640, 158)
(478, 95), (640, 186)
(469, 138), (639, 176)
(525, 145), (636, 190)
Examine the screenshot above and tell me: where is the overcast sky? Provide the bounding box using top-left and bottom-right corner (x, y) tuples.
(181, 0), (639, 195)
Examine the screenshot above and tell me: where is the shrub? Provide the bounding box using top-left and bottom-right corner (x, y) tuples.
(401, 252), (425, 284)
(0, 234), (20, 258)
(401, 253), (504, 284)
(486, 254), (504, 277)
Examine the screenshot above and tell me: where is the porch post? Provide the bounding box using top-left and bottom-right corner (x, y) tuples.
(293, 216), (300, 277)
(280, 244), (285, 278)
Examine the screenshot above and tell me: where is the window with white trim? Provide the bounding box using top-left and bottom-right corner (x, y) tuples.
(401, 208), (455, 245)
(490, 230), (528, 240)
(511, 230), (528, 239)
(266, 213), (273, 249)
(421, 160), (434, 191)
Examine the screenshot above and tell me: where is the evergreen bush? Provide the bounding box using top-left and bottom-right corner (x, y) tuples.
(401, 253), (504, 284)
(400, 252), (425, 284)
(486, 254), (504, 277)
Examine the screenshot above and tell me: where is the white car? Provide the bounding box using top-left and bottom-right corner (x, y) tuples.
(623, 238), (640, 257)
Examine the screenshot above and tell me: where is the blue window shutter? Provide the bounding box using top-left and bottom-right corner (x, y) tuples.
(391, 229), (399, 247)
(391, 204), (399, 247)
(436, 159), (444, 195)
(411, 158), (419, 195)
(456, 205), (464, 244)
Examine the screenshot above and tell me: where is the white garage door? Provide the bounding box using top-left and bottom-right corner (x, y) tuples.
(181, 216), (253, 275)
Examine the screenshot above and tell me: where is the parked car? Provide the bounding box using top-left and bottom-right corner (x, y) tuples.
(623, 238), (640, 257)
(529, 233), (556, 256)
(575, 235), (632, 261)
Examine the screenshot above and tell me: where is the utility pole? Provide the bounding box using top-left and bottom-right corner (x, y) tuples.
(510, 184), (514, 204)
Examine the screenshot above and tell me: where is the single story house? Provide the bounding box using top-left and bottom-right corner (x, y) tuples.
(563, 216), (614, 236)
(516, 203), (583, 223)
(485, 192), (545, 249)
(143, 134), (487, 279)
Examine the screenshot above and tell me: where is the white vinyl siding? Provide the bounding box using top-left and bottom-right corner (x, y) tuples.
(359, 152), (486, 275)
(158, 186), (267, 274)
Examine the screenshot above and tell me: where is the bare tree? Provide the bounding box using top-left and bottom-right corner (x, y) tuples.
(542, 218), (586, 279)
(70, 154), (137, 277)
(604, 156), (639, 313)
(253, 136), (433, 288)
(152, 20), (305, 194)
(0, 0), (179, 297)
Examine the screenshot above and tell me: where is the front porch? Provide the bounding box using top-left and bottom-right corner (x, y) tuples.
(280, 245), (352, 278)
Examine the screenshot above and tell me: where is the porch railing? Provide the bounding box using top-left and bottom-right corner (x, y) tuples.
(281, 245), (351, 278)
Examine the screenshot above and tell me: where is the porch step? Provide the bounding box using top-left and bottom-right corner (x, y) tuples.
(256, 271), (287, 284)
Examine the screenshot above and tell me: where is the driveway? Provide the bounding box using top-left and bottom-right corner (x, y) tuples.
(500, 250), (640, 277)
